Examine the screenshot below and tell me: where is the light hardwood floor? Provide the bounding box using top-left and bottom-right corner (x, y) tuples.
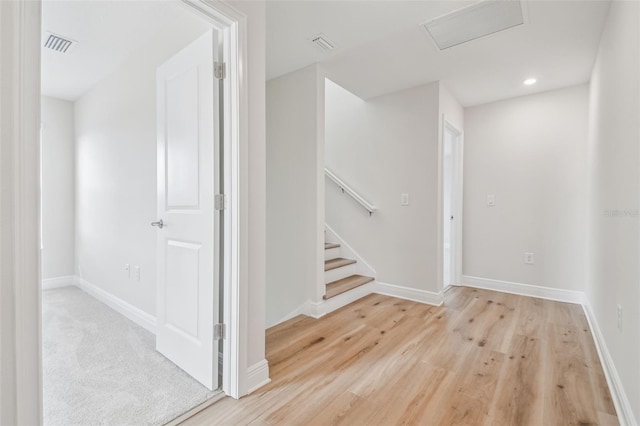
(182, 286), (618, 425)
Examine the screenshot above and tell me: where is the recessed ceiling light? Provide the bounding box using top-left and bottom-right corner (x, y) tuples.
(523, 78), (537, 86)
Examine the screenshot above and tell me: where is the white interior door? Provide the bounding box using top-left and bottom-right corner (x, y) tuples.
(155, 29), (220, 391)
(443, 123), (463, 288)
(443, 128), (454, 287)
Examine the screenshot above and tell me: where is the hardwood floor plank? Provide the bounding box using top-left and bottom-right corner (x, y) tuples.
(181, 287), (618, 426)
(513, 295), (548, 339)
(487, 334), (544, 425)
(348, 315), (437, 399)
(544, 323), (600, 425)
(388, 365), (451, 425)
(439, 349), (506, 425)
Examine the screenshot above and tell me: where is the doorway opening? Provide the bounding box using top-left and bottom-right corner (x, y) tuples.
(39, 1), (238, 423)
(442, 121), (463, 290)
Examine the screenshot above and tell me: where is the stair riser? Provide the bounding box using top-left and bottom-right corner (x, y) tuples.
(325, 263), (358, 284)
(324, 247), (340, 261)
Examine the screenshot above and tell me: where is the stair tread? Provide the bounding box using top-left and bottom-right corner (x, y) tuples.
(324, 243), (340, 250)
(324, 257), (356, 271)
(324, 275), (374, 300)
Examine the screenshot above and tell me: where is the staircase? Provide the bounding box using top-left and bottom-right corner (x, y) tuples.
(324, 242), (374, 299)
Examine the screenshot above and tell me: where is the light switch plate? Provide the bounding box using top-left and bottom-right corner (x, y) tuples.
(524, 252), (534, 265)
(487, 194), (496, 206)
(401, 193), (409, 206)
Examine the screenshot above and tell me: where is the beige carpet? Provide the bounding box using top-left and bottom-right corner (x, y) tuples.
(43, 286), (215, 426)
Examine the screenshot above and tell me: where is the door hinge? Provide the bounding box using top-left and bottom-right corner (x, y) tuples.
(213, 323), (226, 340)
(214, 62), (226, 80)
(214, 194), (227, 210)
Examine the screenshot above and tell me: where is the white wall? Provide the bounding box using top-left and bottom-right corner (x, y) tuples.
(439, 83), (464, 134)
(74, 16), (210, 316)
(41, 96), (75, 279)
(463, 85), (589, 292)
(265, 65), (323, 327)
(325, 80), (441, 293)
(586, 0), (639, 420)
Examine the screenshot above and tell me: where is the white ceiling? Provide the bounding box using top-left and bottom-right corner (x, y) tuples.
(43, 1), (611, 106)
(267, 0), (611, 106)
(41, 1), (208, 101)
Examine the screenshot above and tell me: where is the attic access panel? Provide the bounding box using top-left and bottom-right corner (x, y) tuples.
(423, 0), (524, 50)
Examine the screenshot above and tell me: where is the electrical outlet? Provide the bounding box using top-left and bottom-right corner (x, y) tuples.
(124, 263), (130, 278)
(401, 193), (409, 206)
(617, 304), (622, 332)
(135, 266), (141, 282)
(487, 194), (496, 206)
(524, 252), (534, 265)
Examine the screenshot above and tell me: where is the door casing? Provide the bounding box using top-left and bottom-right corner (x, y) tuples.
(1, 0), (251, 421)
(438, 118), (464, 292)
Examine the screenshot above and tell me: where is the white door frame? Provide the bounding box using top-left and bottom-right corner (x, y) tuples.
(0, 0), (250, 421)
(0, 1), (43, 423)
(437, 118), (464, 293)
(177, 0), (249, 399)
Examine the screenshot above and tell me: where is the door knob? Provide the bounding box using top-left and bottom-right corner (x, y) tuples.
(151, 219), (164, 229)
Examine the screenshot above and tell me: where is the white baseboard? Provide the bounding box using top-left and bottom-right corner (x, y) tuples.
(325, 225), (376, 278)
(303, 281), (443, 322)
(461, 275), (584, 304)
(246, 359), (270, 394)
(306, 281), (376, 319)
(41, 275), (75, 290)
(582, 299), (637, 426)
(375, 282), (444, 306)
(267, 302), (311, 328)
(74, 277), (157, 334)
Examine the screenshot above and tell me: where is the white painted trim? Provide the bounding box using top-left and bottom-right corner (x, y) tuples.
(0, 1), (43, 423)
(74, 277), (157, 334)
(438, 117), (464, 294)
(324, 262), (359, 285)
(6, 0), (253, 418)
(304, 281), (442, 322)
(267, 303), (309, 329)
(314, 68), (327, 315)
(582, 298), (637, 426)
(324, 225), (376, 278)
(461, 275), (584, 304)
(448, 120), (464, 288)
(41, 275), (75, 290)
(246, 359), (271, 394)
(181, 0), (248, 399)
(307, 281), (376, 318)
(375, 282), (444, 306)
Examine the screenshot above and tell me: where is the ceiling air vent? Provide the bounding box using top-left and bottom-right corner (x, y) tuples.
(311, 34), (335, 52)
(43, 31), (77, 54)
(422, 0), (524, 50)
